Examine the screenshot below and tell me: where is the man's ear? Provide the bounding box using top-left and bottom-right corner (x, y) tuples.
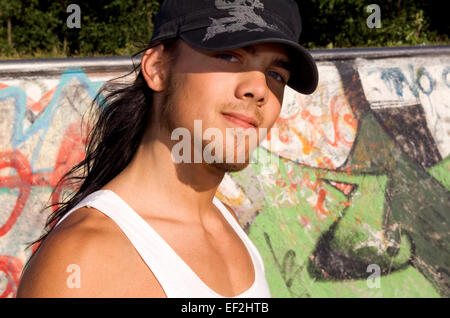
(141, 44), (169, 92)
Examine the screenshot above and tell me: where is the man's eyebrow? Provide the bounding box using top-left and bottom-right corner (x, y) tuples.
(271, 58), (292, 72)
(240, 46), (292, 72)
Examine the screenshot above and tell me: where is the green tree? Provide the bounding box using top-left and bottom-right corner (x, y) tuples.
(0, 0), (22, 54)
(0, 0), (446, 58)
(298, 0), (447, 48)
(78, 0), (160, 55)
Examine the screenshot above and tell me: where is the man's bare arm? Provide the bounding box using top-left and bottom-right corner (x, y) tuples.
(16, 208), (165, 298)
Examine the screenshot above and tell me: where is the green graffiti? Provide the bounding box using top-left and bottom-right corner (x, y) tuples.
(243, 112), (449, 298)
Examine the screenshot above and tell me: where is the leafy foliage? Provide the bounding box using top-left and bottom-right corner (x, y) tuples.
(298, 0), (448, 48)
(0, 0), (161, 57)
(0, 0), (446, 58)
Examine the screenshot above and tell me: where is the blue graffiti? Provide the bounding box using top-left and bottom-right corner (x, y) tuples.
(0, 67), (104, 172)
(370, 64), (435, 97)
(416, 67), (434, 95)
(443, 66), (450, 89)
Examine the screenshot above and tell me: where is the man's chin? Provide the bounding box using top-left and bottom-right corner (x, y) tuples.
(208, 161), (250, 173)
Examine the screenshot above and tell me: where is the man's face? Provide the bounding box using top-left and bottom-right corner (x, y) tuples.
(159, 40), (291, 172)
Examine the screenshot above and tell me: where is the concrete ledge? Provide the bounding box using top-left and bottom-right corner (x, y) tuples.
(0, 45), (449, 76)
(311, 45), (450, 61)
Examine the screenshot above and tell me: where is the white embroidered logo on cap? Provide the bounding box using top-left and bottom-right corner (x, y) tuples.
(202, 0), (279, 42)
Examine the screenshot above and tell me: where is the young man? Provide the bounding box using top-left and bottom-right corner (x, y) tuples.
(17, 0), (318, 297)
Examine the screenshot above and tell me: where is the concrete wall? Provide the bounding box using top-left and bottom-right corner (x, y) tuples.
(0, 46), (449, 297)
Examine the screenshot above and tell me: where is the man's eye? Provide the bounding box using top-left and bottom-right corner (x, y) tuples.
(267, 71), (287, 84)
(215, 53), (239, 63)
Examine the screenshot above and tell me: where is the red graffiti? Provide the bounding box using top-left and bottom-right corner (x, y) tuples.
(0, 120), (89, 238)
(0, 255), (23, 298)
(0, 151), (32, 237)
(299, 94), (356, 149)
(314, 188), (328, 218)
(50, 121), (90, 210)
(28, 88), (56, 113)
(328, 181), (354, 196)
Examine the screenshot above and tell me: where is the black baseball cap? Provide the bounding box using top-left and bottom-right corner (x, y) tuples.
(149, 0), (318, 95)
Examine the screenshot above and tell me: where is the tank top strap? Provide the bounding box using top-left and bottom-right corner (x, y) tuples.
(55, 190), (201, 297)
(54, 190), (271, 297)
(212, 197), (266, 274)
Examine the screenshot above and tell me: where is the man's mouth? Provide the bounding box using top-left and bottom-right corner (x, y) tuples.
(221, 112), (259, 129)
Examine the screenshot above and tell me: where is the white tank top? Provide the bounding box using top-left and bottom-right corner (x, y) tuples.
(54, 189), (271, 298)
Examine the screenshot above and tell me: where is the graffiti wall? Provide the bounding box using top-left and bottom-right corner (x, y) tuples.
(0, 49), (449, 297)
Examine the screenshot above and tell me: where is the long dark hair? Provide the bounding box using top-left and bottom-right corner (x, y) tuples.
(27, 38), (180, 253)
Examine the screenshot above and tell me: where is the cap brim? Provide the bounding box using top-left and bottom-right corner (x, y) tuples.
(179, 28), (318, 95)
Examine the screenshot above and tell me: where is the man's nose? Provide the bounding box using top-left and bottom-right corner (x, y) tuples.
(235, 70), (269, 106)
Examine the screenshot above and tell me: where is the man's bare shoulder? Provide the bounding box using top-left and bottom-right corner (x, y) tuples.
(17, 207), (165, 298)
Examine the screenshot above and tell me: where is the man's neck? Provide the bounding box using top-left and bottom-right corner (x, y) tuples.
(102, 135), (226, 225)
